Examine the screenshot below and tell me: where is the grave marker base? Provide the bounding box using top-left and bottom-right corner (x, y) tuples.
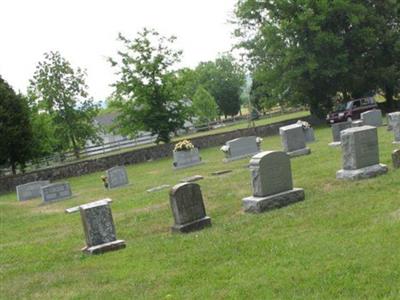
(242, 188), (305, 213)
(82, 239), (126, 255)
(328, 142), (341, 147)
(171, 216), (211, 233)
(287, 148), (311, 158)
(336, 163), (388, 180)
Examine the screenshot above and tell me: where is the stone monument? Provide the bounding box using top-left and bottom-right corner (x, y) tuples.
(169, 182), (211, 233)
(16, 180), (50, 201)
(173, 148), (203, 169)
(392, 149), (400, 169)
(279, 124), (311, 157)
(41, 182), (72, 203)
(361, 109), (382, 127)
(106, 166), (129, 189)
(336, 126), (388, 180)
(221, 136), (261, 162)
(391, 113), (400, 144)
(329, 121), (352, 147)
(387, 111), (400, 131)
(242, 151), (305, 213)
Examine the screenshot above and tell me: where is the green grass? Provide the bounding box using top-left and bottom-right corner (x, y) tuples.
(1, 125), (399, 299)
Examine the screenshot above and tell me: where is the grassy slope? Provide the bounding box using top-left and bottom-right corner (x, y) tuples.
(0, 125), (399, 299)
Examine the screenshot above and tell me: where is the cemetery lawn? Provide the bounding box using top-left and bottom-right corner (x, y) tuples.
(1, 125), (399, 299)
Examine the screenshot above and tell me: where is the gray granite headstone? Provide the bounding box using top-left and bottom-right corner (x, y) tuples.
(79, 199), (126, 254)
(330, 121), (352, 146)
(222, 136), (260, 162)
(391, 113), (400, 144)
(336, 126), (388, 180)
(387, 111), (400, 131)
(173, 148), (203, 169)
(361, 109), (382, 127)
(169, 182), (211, 233)
(242, 151), (304, 213)
(106, 166), (129, 189)
(279, 124), (311, 157)
(16, 180), (50, 201)
(41, 182), (72, 203)
(392, 149), (400, 169)
(303, 127), (315, 143)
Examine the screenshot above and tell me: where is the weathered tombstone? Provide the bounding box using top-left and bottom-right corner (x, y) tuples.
(211, 170), (232, 176)
(106, 166), (129, 189)
(329, 121), (352, 147)
(41, 182), (72, 203)
(16, 180), (50, 201)
(221, 136), (261, 162)
(352, 120), (364, 127)
(146, 184), (170, 193)
(71, 199), (126, 254)
(392, 149), (400, 169)
(169, 182), (211, 233)
(173, 148), (203, 169)
(279, 124), (311, 157)
(387, 111), (400, 131)
(336, 126), (388, 180)
(361, 109), (382, 127)
(179, 175), (204, 183)
(242, 151), (304, 213)
(392, 113), (400, 144)
(296, 120), (315, 143)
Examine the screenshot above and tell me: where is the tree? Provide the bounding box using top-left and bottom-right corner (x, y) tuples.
(109, 28), (187, 143)
(234, 0), (400, 117)
(28, 51), (101, 158)
(0, 76), (34, 174)
(192, 86), (218, 127)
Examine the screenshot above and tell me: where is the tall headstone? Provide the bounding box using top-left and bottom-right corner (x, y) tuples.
(221, 136), (261, 162)
(329, 121), (352, 147)
(16, 180), (50, 201)
(41, 182), (72, 203)
(387, 111), (400, 131)
(336, 126), (388, 180)
(106, 166), (129, 189)
(75, 199), (126, 254)
(169, 182), (211, 233)
(242, 151), (305, 213)
(361, 109), (382, 127)
(390, 112), (400, 144)
(279, 124), (311, 157)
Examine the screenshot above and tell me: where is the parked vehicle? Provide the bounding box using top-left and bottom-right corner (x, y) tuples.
(326, 97), (378, 124)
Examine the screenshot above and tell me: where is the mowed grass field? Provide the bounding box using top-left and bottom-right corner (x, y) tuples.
(0, 124), (399, 299)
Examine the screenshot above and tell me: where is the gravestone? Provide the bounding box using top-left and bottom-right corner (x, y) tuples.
(106, 166), (129, 189)
(304, 127), (315, 143)
(41, 182), (72, 203)
(279, 124), (311, 157)
(16, 180), (50, 201)
(391, 113), (400, 144)
(387, 111), (400, 131)
(361, 109), (382, 127)
(242, 151), (305, 213)
(77, 199), (126, 254)
(173, 148), (203, 169)
(392, 149), (400, 169)
(336, 126), (388, 180)
(146, 184), (170, 193)
(211, 170), (232, 176)
(352, 120), (364, 127)
(329, 121), (352, 147)
(179, 175), (204, 183)
(169, 182), (211, 233)
(221, 136), (260, 162)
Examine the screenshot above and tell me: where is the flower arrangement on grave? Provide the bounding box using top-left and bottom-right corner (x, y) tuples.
(174, 140), (195, 152)
(220, 145), (230, 153)
(297, 120), (312, 129)
(101, 175), (108, 189)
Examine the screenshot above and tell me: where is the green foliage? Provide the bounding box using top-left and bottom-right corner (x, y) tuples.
(235, 0), (400, 116)
(29, 111), (59, 160)
(0, 76), (34, 174)
(28, 51), (101, 158)
(109, 28), (187, 144)
(192, 86), (218, 126)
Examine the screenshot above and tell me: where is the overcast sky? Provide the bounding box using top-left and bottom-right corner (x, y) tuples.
(0, 0), (238, 101)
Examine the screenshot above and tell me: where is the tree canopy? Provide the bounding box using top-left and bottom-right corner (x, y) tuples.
(192, 86), (218, 126)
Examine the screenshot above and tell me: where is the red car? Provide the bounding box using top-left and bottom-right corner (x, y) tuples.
(326, 97), (378, 124)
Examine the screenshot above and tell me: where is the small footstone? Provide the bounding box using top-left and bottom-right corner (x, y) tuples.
(65, 198), (112, 213)
(146, 184), (171, 193)
(180, 175), (204, 183)
(211, 170), (232, 176)
(392, 149), (400, 169)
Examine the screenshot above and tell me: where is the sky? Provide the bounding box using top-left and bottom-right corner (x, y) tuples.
(0, 0), (239, 102)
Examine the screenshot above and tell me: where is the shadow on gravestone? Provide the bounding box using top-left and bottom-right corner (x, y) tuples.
(169, 182), (211, 233)
(242, 151), (305, 213)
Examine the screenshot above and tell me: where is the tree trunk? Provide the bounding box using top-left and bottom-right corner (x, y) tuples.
(11, 161), (16, 175)
(70, 135), (80, 159)
(385, 84), (394, 111)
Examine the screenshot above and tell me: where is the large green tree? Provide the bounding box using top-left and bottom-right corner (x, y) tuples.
(0, 76), (33, 174)
(109, 28), (187, 143)
(235, 0), (400, 117)
(192, 86), (218, 127)
(28, 51), (101, 158)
